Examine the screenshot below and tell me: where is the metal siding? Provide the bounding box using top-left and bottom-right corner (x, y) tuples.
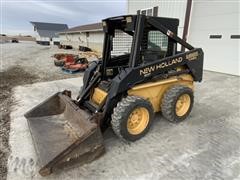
(30, 22), (68, 31)
(59, 32), (104, 52)
(128, 0), (187, 38)
(188, 1), (240, 76)
(37, 29), (60, 38)
(88, 32), (104, 51)
(52, 37), (60, 42)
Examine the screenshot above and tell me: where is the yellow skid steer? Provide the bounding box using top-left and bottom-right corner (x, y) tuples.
(25, 14), (203, 176)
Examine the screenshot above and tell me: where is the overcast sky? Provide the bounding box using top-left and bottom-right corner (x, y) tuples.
(1, 0), (126, 35)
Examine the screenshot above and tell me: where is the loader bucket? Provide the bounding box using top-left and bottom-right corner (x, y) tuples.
(24, 92), (105, 176)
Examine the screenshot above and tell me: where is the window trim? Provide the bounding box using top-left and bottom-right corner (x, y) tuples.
(139, 6), (158, 16)
(230, 35), (240, 39)
(209, 35), (222, 39)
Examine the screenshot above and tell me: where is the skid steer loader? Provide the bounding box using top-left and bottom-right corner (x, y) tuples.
(25, 14), (203, 176)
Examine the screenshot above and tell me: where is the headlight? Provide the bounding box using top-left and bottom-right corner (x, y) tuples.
(102, 21), (107, 27)
(126, 16), (132, 23)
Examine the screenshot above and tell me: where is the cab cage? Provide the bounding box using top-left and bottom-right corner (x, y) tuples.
(101, 14), (194, 71)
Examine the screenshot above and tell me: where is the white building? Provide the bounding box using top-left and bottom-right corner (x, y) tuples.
(59, 23), (104, 52)
(128, 0), (240, 76)
(30, 22), (68, 45)
(58, 22), (134, 54)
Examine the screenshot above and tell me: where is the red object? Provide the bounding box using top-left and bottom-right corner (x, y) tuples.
(64, 55), (75, 65)
(64, 63), (88, 70)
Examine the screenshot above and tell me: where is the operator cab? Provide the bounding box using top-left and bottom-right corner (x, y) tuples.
(101, 15), (179, 79)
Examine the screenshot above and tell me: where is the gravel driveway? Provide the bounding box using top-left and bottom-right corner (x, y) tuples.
(6, 71), (240, 180)
(0, 41), (84, 180)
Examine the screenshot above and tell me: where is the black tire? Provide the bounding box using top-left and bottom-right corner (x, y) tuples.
(76, 58), (88, 64)
(54, 59), (65, 66)
(161, 85), (194, 123)
(111, 96), (154, 142)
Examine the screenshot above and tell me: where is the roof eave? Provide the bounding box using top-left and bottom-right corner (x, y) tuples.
(58, 29), (103, 34)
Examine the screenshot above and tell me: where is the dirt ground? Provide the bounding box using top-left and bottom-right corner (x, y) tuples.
(6, 71), (240, 180)
(2, 41), (240, 180)
(0, 35), (35, 43)
(0, 41), (90, 180)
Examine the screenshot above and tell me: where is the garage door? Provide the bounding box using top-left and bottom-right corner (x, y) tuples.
(188, 1), (240, 76)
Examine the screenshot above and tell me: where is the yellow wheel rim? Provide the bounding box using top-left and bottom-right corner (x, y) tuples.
(175, 94), (191, 117)
(127, 107), (149, 135)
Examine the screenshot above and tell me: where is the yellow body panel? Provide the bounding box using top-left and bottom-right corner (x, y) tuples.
(91, 88), (108, 105)
(127, 74), (194, 112)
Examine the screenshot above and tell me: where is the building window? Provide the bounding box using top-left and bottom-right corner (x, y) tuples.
(139, 6), (158, 16)
(230, 35), (240, 39)
(86, 32), (89, 37)
(209, 35), (222, 39)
